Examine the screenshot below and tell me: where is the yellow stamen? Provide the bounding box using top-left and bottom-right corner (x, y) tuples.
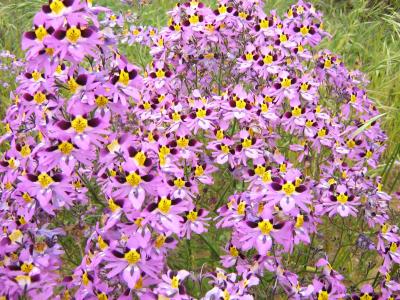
(336, 193), (348, 204)
(118, 70), (130, 86)
(158, 197), (172, 214)
(95, 95), (108, 107)
(292, 106), (302, 117)
(195, 165), (204, 177)
(282, 182), (295, 196)
(124, 249), (141, 264)
(171, 276), (179, 289)
(71, 116), (88, 133)
(187, 210), (198, 222)
(196, 108), (207, 119)
(258, 220), (273, 235)
(35, 25), (48, 41)
(38, 173), (53, 188)
(134, 151), (147, 166)
(58, 141), (73, 155)
(229, 246), (239, 257)
(126, 172), (142, 187)
(50, 0), (65, 14)
(66, 26), (81, 44)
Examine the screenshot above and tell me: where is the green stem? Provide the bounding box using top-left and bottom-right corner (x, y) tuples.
(198, 235), (219, 258)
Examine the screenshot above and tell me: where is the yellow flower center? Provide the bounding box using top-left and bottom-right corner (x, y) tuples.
(20, 145), (31, 157)
(229, 246), (239, 257)
(156, 69), (165, 78)
(281, 77), (292, 88)
(118, 70), (130, 86)
(324, 59), (332, 69)
(22, 192), (32, 203)
(260, 19), (269, 29)
(223, 290), (230, 300)
(305, 120), (314, 127)
(97, 236), (108, 250)
(336, 193), (348, 204)
(33, 91), (46, 104)
(239, 12), (248, 19)
(174, 177), (185, 189)
(261, 170), (272, 182)
(35, 25), (48, 41)
(347, 139), (356, 149)
(318, 291), (329, 300)
(235, 99), (246, 109)
(172, 111), (181, 122)
(195, 165), (204, 177)
(174, 23), (181, 31)
(245, 53), (253, 61)
(68, 78), (78, 93)
(15, 275), (31, 286)
(66, 26), (81, 44)
(390, 242), (398, 253)
(171, 276), (179, 289)
(58, 141), (73, 155)
(158, 197), (172, 214)
(50, 0), (65, 14)
(263, 55), (273, 65)
(159, 145), (170, 156)
(221, 144), (230, 154)
(189, 15), (199, 24)
(216, 129), (224, 140)
(31, 71), (42, 81)
(126, 172), (142, 187)
(295, 214), (304, 228)
(187, 210), (198, 222)
(97, 293), (108, 300)
(242, 138), (252, 148)
(21, 263), (33, 273)
(82, 272), (89, 286)
(292, 106), (302, 117)
(318, 128), (326, 138)
(124, 249), (141, 265)
(258, 220), (273, 235)
(237, 201), (246, 215)
(71, 116), (88, 133)
(107, 139), (119, 153)
(38, 173), (53, 188)
(382, 223), (389, 234)
(360, 294), (372, 300)
(218, 5), (227, 14)
(297, 5), (305, 14)
(134, 151), (147, 166)
(5, 123), (11, 133)
(196, 108), (207, 119)
(282, 182), (295, 196)
(177, 137), (189, 148)
(300, 25), (309, 35)
(143, 101), (151, 110)
(155, 234), (166, 248)
(95, 95), (108, 107)
(9, 229), (23, 243)
(279, 34), (288, 43)
(108, 198), (120, 212)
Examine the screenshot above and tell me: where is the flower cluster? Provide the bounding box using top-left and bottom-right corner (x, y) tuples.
(0, 0), (399, 299)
